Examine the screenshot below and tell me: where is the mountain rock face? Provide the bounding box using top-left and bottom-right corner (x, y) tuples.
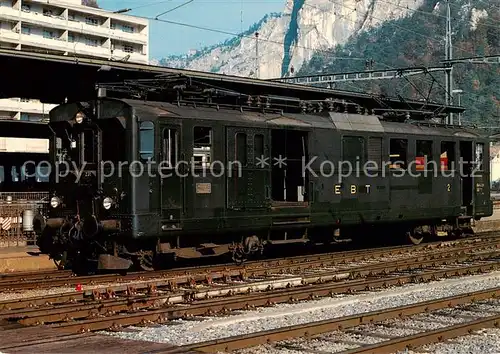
(159, 0), (423, 79)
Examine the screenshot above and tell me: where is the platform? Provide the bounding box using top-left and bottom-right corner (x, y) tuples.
(473, 208), (500, 233)
(0, 246), (56, 273)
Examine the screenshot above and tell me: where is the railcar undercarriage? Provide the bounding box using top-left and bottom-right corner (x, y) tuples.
(36, 215), (476, 274)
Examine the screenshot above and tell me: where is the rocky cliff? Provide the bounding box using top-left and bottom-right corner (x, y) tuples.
(159, 0), (424, 79)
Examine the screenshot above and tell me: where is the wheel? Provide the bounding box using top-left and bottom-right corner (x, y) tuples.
(52, 251), (69, 270)
(137, 251), (154, 271)
(407, 231), (424, 245)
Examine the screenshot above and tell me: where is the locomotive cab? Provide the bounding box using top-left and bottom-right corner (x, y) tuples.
(38, 98), (134, 270)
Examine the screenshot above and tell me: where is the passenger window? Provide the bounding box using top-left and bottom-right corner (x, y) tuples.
(476, 143), (484, 171)
(235, 133), (247, 166)
(416, 140), (433, 171)
(254, 134), (264, 161)
(163, 128), (178, 167)
(342, 136), (365, 166)
(441, 142), (455, 171)
(389, 139), (408, 169)
(139, 121), (154, 160)
(193, 127), (212, 168)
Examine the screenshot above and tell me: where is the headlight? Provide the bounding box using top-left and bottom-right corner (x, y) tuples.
(75, 112), (85, 124)
(50, 197), (61, 208)
(103, 197), (113, 210)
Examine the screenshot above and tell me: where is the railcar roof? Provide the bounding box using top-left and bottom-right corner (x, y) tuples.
(124, 99), (484, 139)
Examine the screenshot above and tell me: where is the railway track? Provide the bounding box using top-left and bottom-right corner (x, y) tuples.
(1, 233), (498, 292)
(1, 234), (500, 353)
(1, 236), (499, 310)
(0, 244), (499, 340)
(2, 260), (500, 353)
(162, 287), (500, 353)
(0, 269), (74, 284)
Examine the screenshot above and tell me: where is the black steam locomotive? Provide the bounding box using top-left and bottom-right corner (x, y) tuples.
(36, 90), (493, 271)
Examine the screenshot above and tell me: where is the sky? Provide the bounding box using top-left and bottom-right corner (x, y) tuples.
(97, 0), (284, 60)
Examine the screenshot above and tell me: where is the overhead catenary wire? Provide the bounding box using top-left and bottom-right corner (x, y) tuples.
(155, 0), (194, 19)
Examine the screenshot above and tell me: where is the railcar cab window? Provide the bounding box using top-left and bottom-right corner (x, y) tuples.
(476, 143), (484, 171)
(139, 121), (154, 161)
(389, 139), (408, 170)
(416, 140), (433, 171)
(163, 128), (179, 167)
(441, 142), (455, 171)
(193, 127), (212, 168)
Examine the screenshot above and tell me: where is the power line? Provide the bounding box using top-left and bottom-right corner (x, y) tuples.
(155, 0), (194, 19)
(139, 16), (368, 62)
(111, 0), (174, 13)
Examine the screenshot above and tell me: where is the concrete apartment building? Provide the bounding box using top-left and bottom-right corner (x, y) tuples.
(0, 0), (149, 122)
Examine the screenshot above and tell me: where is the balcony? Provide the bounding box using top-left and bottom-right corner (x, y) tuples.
(111, 49), (148, 64)
(20, 10), (68, 32)
(0, 28), (19, 42)
(20, 33), (68, 51)
(0, 98), (56, 115)
(109, 27), (147, 45)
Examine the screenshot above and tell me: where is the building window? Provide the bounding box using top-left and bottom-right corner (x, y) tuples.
(111, 23), (116, 30)
(68, 33), (75, 42)
(122, 25), (134, 33)
(85, 17), (98, 26)
(139, 121), (154, 160)
(123, 44), (134, 53)
(389, 139), (408, 169)
(43, 30), (55, 39)
(193, 127), (212, 168)
(21, 4), (30, 12)
(43, 8), (53, 16)
(21, 26), (31, 35)
(85, 37), (98, 46)
(20, 113), (29, 121)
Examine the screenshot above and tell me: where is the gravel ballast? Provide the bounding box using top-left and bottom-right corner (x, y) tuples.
(104, 270), (500, 346)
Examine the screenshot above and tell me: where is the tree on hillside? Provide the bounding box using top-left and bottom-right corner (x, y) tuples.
(298, 0), (499, 126)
